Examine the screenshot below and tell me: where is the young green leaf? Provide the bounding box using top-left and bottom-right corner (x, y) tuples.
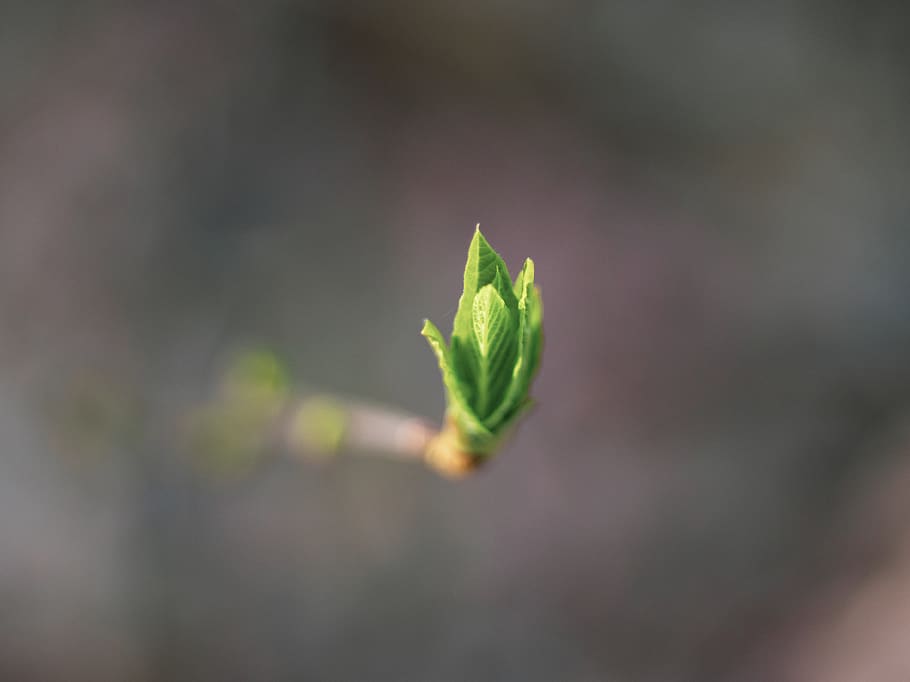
(471, 284), (517, 417)
(452, 227), (516, 346)
(486, 258), (538, 429)
(421, 319), (491, 445)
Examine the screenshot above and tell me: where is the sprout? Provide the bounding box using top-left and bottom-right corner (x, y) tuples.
(422, 226), (543, 474)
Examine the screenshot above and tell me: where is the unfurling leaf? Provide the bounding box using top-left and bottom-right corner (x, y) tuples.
(422, 226), (543, 467)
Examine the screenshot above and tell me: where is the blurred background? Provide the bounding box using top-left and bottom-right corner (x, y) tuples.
(2, 1), (910, 680)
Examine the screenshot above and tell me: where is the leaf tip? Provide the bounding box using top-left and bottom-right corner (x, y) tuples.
(420, 318), (439, 338)
(470, 223), (494, 251)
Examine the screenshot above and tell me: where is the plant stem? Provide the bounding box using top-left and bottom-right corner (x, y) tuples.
(282, 395), (478, 477)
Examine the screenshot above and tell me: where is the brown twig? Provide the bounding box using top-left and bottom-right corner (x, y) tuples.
(281, 395), (479, 478)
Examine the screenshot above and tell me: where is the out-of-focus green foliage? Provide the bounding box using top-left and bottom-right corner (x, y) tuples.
(422, 227), (543, 458)
(187, 350), (289, 476)
(286, 395), (347, 457)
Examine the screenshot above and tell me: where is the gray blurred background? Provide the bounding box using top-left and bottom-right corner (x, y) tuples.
(2, 2), (910, 680)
